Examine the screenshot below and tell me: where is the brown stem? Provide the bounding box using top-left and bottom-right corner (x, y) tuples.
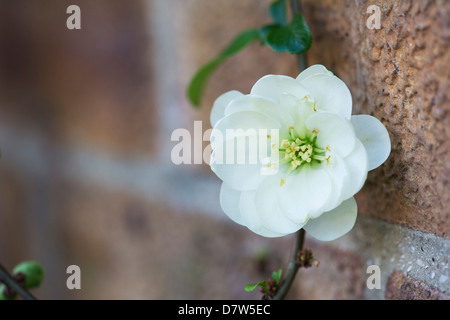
(0, 264), (37, 300)
(272, 229), (305, 300)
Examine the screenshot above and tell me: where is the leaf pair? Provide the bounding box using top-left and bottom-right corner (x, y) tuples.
(187, 0), (312, 107)
(244, 269), (283, 293)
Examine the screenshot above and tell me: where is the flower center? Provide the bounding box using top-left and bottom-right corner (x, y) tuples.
(280, 126), (330, 170)
(270, 126), (331, 186)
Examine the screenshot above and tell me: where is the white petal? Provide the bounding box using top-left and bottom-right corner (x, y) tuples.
(251, 75), (310, 104)
(279, 93), (315, 137)
(351, 115), (391, 171)
(219, 183), (245, 226)
(213, 110), (281, 139)
(306, 112), (356, 158)
(296, 64), (333, 82)
(210, 90), (243, 127)
(299, 74), (352, 119)
(210, 111), (278, 191)
(320, 153), (349, 213)
(239, 191), (285, 237)
(254, 174), (305, 234)
(304, 197), (357, 241)
(340, 139), (369, 200)
(278, 164), (333, 223)
(211, 110), (280, 150)
(210, 136), (269, 191)
(224, 94), (287, 125)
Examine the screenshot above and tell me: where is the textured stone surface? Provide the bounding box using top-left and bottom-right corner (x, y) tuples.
(293, 243), (365, 300)
(302, 0), (450, 237)
(386, 270), (450, 300)
(334, 216), (450, 299)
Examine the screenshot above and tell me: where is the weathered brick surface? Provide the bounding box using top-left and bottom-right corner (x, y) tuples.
(386, 270), (450, 300)
(293, 240), (365, 300)
(301, 0), (450, 237)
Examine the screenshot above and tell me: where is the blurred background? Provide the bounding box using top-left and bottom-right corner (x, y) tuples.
(0, 0), (449, 300)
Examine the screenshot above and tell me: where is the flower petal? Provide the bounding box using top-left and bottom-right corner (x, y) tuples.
(219, 183), (245, 226)
(210, 111), (279, 191)
(351, 115), (391, 171)
(211, 110), (280, 149)
(279, 93), (316, 137)
(320, 153), (349, 213)
(340, 139), (369, 200)
(210, 90), (243, 127)
(278, 164), (333, 223)
(299, 74), (352, 119)
(296, 64), (333, 82)
(213, 110), (281, 139)
(306, 112), (356, 158)
(224, 94), (287, 125)
(239, 191), (285, 237)
(254, 174), (305, 234)
(210, 137), (269, 191)
(250, 75), (310, 104)
(304, 197), (357, 241)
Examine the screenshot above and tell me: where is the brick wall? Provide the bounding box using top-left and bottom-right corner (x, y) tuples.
(0, 0), (448, 300)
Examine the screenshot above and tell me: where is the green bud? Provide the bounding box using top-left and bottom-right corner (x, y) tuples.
(0, 283), (16, 300)
(13, 261), (44, 289)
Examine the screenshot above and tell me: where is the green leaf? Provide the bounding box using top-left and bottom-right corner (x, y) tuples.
(269, 0), (287, 26)
(13, 261), (44, 289)
(260, 12), (312, 54)
(187, 29), (260, 107)
(271, 269), (283, 285)
(187, 58), (224, 108)
(219, 29), (260, 58)
(258, 24), (278, 44)
(244, 281), (267, 292)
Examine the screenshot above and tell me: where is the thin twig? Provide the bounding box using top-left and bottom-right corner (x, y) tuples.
(0, 263), (37, 300)
(289, 0), (300, 15)
(273, 229), (305, 300)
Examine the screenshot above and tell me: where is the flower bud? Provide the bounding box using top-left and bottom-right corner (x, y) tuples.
(13, 261), (44, 289)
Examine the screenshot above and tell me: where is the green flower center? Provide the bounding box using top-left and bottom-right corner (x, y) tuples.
(276, 126), (330, 186)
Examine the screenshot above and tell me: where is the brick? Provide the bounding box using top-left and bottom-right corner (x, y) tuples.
(386, 270), (450, 300)
(301, 0), (450, 237)
(292, 240), (365, 300)
(0, 0), (155, 155)
(43, 179), (295, 299)
(0, 165), (30, 264)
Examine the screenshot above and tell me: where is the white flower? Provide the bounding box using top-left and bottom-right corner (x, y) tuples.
(210, 65), (391, 241)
